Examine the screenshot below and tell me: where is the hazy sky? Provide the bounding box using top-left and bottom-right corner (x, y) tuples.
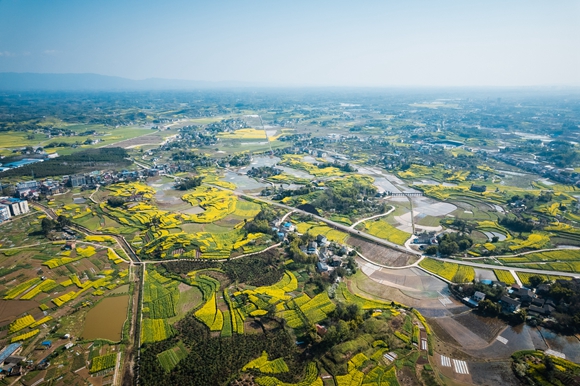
(0, 0), (579, 87)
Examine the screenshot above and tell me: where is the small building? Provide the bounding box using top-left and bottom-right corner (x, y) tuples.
(40, 341), (52, 349)
(0, 344), (22, 364)
(531, 298), (545, 307)
(4, 356), (25, 365)
(473, 291), (486, 303)
(16, 180), (38, 191)
(528, 305), (548, 316)
(415, 231), (436, 244)
(500, 295), (521, 313)
(64, 241), (76, 250)
(307, 241), (318, 255)
(512, 288), (535, 305)
(0, 200), (21, 216)
(0, 205), (10, 222)
(316, 235), (328, 246)
(316, 261), (329, 272)
(69, 175), (86, 188)
(315, 324), (328, 336)
(329, 257), (342, 267)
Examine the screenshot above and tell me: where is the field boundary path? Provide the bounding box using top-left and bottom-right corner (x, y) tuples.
(350, 206), (395, 228)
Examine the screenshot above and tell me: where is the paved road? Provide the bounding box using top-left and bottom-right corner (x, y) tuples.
(432, 256), (580, 278)
(30, 202), (140, 263)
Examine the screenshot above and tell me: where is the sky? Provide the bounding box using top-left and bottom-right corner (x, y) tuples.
(0, 0), (579, 87)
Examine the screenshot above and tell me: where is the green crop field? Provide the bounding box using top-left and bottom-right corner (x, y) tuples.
(359, 218), (411, 245)
(157, 343), (188, 372)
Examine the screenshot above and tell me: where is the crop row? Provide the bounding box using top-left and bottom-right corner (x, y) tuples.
(335, 368), (364, 386)
(157, 344), (188, 372)
(11, 329), (40, 343)
(20, 279), (57, 300)
(141, 318), (175, 344)
(9, 315), (35, 333)
(256, 362), (321, 386)
(418, 258), (475, 283)
(362, 218), (411, 246)
(4, 277), (42, 300)
(89, 353), (117, 373)
(43, 256), (83, 269)
(299, 292), (335, 324)
(494, 270), (516, 285)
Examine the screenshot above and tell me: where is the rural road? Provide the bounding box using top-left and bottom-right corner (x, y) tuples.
(349, 206), (395, 228)
(220, 185), (419, 256)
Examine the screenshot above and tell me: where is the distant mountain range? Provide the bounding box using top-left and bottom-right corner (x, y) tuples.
(0, 72), (264, 91)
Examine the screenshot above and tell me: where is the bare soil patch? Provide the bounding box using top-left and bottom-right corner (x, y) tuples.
(0, 299), (39, 324)
(104, 133), (163, 149)
(348, 236), (417, 266)
(452, 312), (507, 343)
(396, 366), (420, 386)
(432, 316), (488, 348)
(469, 360), (520, 386)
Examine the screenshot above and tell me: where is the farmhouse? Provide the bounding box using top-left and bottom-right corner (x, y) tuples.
(307, 241), (318, 255)
(473, 291), (486, 302)
(500, 295), (521, 313)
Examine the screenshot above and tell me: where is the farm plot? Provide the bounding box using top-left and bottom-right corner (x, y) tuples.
(141, 318), (175, 343)
(89, 353), (117, 373)
(493, 270), (516, 285)
(418, 259), (475, 283)
(516, 272), (571, 286)
(157, 343), (188, 372)
(143, 269), (179, 319)
(347, 236), (417, 266)
(358, 218), (411, 245)
(255, 361), (322, 386)
(242, 351), (289, 374)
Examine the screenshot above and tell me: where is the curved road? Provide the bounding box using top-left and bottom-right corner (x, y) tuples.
(207, 184), (419, 256)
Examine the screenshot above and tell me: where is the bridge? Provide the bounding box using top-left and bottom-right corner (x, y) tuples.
(386, 192), (424, 197)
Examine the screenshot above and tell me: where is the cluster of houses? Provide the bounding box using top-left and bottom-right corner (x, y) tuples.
(498, 283), (557, 317)
(307, 235), (350, 273)
(413, 231), (438, 246)
(271, 219), (350, 274)
(493, 153), (580, 187)
(0, 343), (24, 378)
(0, 197), (30, 223)
(8, 166), (169, 200)
(464, 280), (558, 318)
(272, 221), (295, 241)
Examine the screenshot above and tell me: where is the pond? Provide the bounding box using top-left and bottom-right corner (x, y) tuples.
(82, 295), (129, 341)
(248, 155), (280, 168)
(481, 231), (506, 241)
(223, 172), (269, 191)
(538, 327), (580, 362)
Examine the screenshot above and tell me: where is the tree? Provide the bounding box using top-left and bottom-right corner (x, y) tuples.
(477, 299), (500, 316)
(528, 275), (545, 288)
(175, 177), (203, 191)
(438, 240), (458, 256)
(56, 215), (71, 229)
(424, 246), (438, 255)
(107, 196), (125, 208)
(41, 218), (55, 235)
